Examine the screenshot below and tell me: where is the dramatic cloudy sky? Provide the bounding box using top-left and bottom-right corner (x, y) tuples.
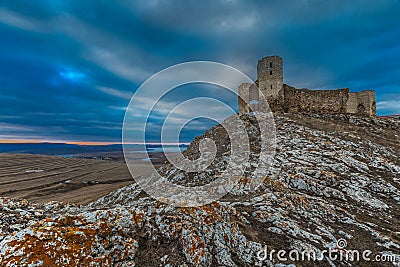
(1, 0), (399, 143)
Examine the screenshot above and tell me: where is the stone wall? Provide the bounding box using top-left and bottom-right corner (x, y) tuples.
(283, 85), (349, 114)
(282, 85), (376, 116)
(346, 90), (376, 116)
(238, 83), (376, 116)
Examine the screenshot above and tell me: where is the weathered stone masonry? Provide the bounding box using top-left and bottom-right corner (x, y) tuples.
(238, 56), (376, 116)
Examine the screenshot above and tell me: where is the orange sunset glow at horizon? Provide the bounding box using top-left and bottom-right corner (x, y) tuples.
(0, 140), (189, 146)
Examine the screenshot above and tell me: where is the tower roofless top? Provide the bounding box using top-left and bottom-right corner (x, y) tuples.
(259, 55), (281, 59)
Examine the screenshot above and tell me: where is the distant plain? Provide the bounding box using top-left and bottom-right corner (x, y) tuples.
(0, 144), (184, 204)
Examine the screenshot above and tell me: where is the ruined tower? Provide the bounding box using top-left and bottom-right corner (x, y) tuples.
(257, 56), (284, 112)
(238, 55), (376, 117)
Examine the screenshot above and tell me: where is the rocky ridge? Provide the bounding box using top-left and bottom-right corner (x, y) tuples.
(1, 114), (400, 266)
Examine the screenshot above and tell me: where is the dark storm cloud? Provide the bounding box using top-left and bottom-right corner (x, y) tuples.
(0, 0), (399, 143)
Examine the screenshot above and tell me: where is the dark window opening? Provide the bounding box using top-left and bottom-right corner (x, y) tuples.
(270, 62), (272, 68)
(357, 104), (366, 114)
(270, 85), (273, 89)
(270, 71), (272, 75)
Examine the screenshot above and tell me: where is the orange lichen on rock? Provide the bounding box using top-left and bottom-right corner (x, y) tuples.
(181, 230), (207, 267)
(238, 176), (252, 185)
(176, 202), (235, 266)
(263, 176), (288, 192)
(0, 215), (138, 267)
(2, 217), (105, 266)
(289, 194), (309, 207)
(130, 209), (145, 224)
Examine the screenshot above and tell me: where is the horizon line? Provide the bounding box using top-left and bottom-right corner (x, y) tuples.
(0, 140), (190, 146)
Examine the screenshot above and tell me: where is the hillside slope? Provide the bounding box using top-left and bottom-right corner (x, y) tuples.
(1, 114), (399, 266)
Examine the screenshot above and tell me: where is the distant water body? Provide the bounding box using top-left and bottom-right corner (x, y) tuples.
(0, 143), (187, 157)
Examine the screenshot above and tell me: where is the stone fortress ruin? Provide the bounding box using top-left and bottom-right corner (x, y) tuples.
(238, 56), (376, 116)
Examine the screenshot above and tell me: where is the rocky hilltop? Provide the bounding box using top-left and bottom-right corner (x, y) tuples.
(1, 114), (400, 266)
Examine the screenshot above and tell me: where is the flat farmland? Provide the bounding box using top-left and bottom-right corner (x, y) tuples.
(0, 153), (155, 204)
